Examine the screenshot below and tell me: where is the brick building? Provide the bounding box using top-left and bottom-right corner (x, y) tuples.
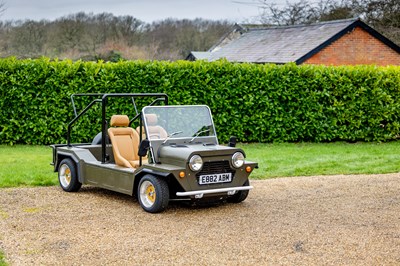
(187, 18), (400, 66)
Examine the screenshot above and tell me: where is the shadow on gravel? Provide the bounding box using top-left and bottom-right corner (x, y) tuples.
(75, 185), (234, 212)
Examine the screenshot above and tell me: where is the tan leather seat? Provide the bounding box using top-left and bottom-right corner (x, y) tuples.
(108, 115), (147, 168)
(136, 126), (146, 141)
(145, 114), (168, 140)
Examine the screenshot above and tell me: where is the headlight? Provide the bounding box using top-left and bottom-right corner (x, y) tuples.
(232, 152), (245, 168)
(189, 155), (203, 171)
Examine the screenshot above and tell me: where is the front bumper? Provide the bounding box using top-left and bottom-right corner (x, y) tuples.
(176, 185), (253, 199)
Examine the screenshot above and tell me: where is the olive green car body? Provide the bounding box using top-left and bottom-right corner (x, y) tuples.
(51, 143), (257, 198)
(51, 93), (258, 212)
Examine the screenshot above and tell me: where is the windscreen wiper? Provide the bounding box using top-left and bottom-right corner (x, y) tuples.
(189, 129), (210, 143)
(162, 131), (183, 144)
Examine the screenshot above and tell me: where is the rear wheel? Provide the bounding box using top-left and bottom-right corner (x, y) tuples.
(58, 158), (82, 192)
(227, 179), (250, 203)
(91, 132), (110, 145)
(138, 174), (169, 213)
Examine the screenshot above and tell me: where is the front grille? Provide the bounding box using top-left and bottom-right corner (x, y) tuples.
(195, 161), (235, 179)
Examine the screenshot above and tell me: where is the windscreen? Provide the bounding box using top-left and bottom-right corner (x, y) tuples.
(142, 105), (216, 141)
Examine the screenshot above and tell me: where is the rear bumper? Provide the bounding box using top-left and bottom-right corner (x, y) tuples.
(176, 185), (253, 199)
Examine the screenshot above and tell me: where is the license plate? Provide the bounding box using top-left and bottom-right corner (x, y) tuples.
(199, 173), (232, 185)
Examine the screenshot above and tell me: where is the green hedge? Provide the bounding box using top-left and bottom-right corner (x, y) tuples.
(0, 57), (399, 145)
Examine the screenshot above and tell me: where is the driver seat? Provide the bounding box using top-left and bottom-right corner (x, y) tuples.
(145, 114), (168, 140)
(108, 115), (145, 168)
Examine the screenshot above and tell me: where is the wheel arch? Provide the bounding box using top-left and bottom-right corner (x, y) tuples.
(54, 152), (79, 172)
(133, 169), (171, 197)
(56, 153), (83, 183)
(58, 157), (82, 192)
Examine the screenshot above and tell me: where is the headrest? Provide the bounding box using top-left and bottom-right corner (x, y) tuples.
(110, 115), (129, 127)
(145, 114), (158, 126)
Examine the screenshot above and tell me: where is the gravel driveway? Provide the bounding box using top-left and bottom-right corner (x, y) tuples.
(0, 173), (399, 265)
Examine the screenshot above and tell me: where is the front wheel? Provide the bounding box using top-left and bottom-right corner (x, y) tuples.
(137, 175), (169, 213)
(227, 179), (250, 203)
(58, 158), (82, 192)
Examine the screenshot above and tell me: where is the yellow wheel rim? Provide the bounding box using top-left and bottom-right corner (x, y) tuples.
(140, 180), (157, 208)
(65, 168), (71, 184)
(146, 185), (156, 203)
(59, 163), (72, 188)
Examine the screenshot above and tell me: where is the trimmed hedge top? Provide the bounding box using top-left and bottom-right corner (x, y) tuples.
(0, 57), (399, 145)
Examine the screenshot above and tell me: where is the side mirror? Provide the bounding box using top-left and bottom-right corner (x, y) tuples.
(228, 136), (237, 147)
(138, 139), (150, 157)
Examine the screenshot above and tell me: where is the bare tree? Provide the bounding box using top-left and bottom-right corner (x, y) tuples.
(317, 0), (355, 21)
(0, 1), (5, 17)
(50, 14), (86, 54)
(143, 18), (232, 60)
(257, 0), (356, 25)
(8, 20), (48, 58)
(360, 0), (400, 44)
(259, 0), (317, 25)
(255, 0), (399, 44)
(0, 12), (232, 60)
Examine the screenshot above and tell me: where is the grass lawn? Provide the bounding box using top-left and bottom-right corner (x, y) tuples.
(0, 250), (7, 266)
(240, 141), (400, 179)
(0, 145), (54, 188)
(0, 142), (399, 188)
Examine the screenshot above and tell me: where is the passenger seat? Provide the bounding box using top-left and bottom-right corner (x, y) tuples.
(108, 115), (147, 168)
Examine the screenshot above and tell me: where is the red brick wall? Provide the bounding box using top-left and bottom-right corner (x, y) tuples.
(303, 27), (400, 66)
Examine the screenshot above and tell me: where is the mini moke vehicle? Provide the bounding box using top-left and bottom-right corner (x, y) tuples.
(51, 93), (258, 213)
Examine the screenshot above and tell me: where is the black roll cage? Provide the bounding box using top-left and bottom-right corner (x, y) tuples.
(67, 93), (169, 164)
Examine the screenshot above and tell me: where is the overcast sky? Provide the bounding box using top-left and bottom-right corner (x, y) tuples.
(0, 0), (288, 23)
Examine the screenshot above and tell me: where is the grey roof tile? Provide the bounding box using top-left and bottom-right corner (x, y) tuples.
(190, 51), (212, 60)
(207, 19), (359, 63)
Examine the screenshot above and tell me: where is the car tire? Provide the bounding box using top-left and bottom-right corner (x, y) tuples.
(58, 158), (82, 192)
(227, 179), (250, 203)
(137, 174), (169, 213)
